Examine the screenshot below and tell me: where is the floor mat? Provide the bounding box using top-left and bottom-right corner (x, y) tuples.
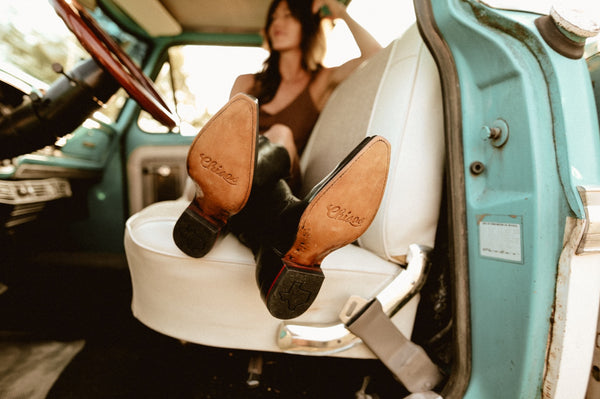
(46, 320), (406, 399)
(0, 334), (85, 399)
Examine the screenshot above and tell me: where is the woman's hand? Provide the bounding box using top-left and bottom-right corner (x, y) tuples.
(312, 0), (347, 19)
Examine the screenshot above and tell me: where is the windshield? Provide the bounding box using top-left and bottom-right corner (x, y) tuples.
(0, 0), (147, 85)
(0, 0), (146, 122)
(0, 1), (88, 85)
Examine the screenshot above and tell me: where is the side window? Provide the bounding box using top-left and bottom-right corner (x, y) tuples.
(138, 45), (268, 135)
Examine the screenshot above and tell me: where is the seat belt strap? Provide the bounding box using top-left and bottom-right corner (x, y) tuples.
(345, 298), (443, 393)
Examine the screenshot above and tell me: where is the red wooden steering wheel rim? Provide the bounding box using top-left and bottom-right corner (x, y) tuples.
(49, 0), (177, 129)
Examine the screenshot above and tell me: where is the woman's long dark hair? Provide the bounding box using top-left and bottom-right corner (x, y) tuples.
(251, 0), (326, 104)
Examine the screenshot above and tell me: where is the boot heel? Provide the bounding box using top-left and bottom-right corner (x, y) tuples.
(265, 261), (325, 319)
(173, 202), (223, 258)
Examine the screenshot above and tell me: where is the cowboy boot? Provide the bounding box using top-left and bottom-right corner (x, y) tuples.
(232, 135), (391, 319)
(173, 93), (290, 258)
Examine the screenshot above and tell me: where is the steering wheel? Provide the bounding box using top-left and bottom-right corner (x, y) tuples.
(49, 0), (177, 129)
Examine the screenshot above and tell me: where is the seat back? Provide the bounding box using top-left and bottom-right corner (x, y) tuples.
(300, 24), (444, 263)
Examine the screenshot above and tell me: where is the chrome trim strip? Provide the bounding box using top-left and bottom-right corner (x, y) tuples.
(277, 244), (431, 355)
(577, 186), (600, 254)
(277, 322), (360, 355)
(0, 177), (72, 205)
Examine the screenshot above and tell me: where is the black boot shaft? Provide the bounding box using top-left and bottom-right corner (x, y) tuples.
(228, 179), (304, 256)
(253, 135), (291, 188)
(227, 136), (295, 254)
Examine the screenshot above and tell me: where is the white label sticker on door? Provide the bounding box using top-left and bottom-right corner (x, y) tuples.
(479, 218), (523, 263)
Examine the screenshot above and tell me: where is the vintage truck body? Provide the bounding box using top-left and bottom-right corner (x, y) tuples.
(0, 0), (598, 398)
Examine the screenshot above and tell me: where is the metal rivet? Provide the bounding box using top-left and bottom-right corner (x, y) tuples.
(470, 161), (485, 175)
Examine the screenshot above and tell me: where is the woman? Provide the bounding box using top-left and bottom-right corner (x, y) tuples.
(231, 0), (382, 191)
(173, 0), (389, 319)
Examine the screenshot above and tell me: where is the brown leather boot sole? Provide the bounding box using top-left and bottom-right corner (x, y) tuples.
(173, 93), (258, 257)
(285, 136), (390, 267)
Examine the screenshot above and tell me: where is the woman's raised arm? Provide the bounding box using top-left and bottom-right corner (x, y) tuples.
(313, 0), (383, 85)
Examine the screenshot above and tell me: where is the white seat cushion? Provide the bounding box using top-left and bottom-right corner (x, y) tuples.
(125, 199), (419, 358)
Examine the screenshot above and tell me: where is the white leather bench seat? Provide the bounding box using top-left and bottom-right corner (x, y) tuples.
(125, 199), (418, 358)
(125, 24), (444, 359)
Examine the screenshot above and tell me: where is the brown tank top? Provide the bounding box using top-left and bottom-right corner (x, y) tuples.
(258, 84), (320, 156)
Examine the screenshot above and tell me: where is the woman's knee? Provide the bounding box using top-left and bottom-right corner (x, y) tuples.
(264, 124), (294, 148)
